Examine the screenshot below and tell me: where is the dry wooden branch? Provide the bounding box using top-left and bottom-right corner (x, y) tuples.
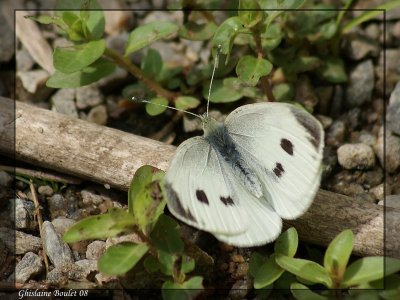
(0, 97), (398, 258)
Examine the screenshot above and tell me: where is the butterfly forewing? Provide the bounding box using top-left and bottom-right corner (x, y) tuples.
(225, 103), (324, 220)
(164, 136), (249, 235)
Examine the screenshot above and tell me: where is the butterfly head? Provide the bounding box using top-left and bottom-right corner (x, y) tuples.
(200, 114), (222, 137)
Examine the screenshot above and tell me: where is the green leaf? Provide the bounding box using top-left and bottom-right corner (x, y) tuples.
(128, 165), (166, 234)
(141, 49), (163, 78)
(275, 255), (333, 288)
(274, 271), (297, 289)
(254, 254), (285, 289)
(212, 17), (247, 63)
(175, 96), (200, 111)
(238, 0), (263, 28)
(223, 77), (265, 99)
(150, 215), (184, 254)
(61, 11), (79, 27)
(143, 255), (160, 273)
(318, 57), (348, 83)
(54, 39), (106, 73)
(63, 207), (135, 243)
(274, 227), (298, 257)
(145, 97), (168, 116)
(273, 83), (295, 101)
(324, 229), (353, 282)
(181, 255), (195, 274)
(125, 21), (179, 55)
(342, 0), (400, 34)
(236, 55), (272, 86)
(47, 58), (115, 88)
(290, 283), (329, 300)
(202, 78), (243, 103)
(342, 257), (400, 288)
(55, 0), (104, 39)
(283, 56), (321, 75)
(158, 250), (176, 275)
(98, 242), (148, 275)
(318, 20), (338, 40)
(259, 0), (305, 27)
(260, 22), (282, 51)
(249, 252), (267, 277)
(26, 15), (65, 27)
(179, 21), (217, 41)
(162, 277), (203, 300)
(379, 274), (400, 300)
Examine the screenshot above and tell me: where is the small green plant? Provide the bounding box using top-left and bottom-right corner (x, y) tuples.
(63, 165), (203, 299)
(29, 0), (400, 116)
(250, 229), (400, 299)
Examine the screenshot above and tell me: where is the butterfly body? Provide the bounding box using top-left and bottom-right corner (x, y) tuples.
(202, 115), (263, 198)
(164, 102), (324, 247)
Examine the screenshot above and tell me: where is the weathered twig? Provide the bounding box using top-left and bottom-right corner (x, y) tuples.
(0, 97), (398, 258)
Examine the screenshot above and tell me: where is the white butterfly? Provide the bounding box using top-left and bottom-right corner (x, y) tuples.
(164, 102), (324, 247)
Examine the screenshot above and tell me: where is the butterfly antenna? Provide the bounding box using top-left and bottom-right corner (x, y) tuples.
(206, 45), (221, 117)
(131, 97), (201, 119)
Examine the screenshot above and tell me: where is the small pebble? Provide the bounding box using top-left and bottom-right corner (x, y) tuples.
(326, 120), (346, 147)
(87, 105), (108, 125)
(345, 59), (374, 108)
(51, 88), (78, 117)
(0, 171), (12, 187)
(365, 23), (381, 40)
(234, 262), (249, 279)
(47, 194), (68, 219)
(76, 85), (104, 109)
(370, 184), (384, 201)
(46, 266), (69, 285)
(231, 254), (245, 263)
(15, 198), (37, 230)
(316, 115), (333, 129)
(81, 188), (106, 206)
(51, 217), (75, 236)
(344, 34), (380, 60)
(42, 221), (74, 268)
(75, 259), (98, 279)
(337, 143), (375, 170)
(15, 252), (44, 283)
(13, 230), (42, 255)
(374, 128), (400, 173)
(86, 241), (106, 260)
(38, 185), (54, 196)
(387, 81), (400, 136)
(16, 48), (35, 72)
(229, 277), (252, 300)
(17, 70), (49, 94)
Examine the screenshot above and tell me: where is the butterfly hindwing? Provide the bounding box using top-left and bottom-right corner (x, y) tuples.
(225, 102), (324, 220)
(164, 136), (248, 235)
(212, 179), (282, 247)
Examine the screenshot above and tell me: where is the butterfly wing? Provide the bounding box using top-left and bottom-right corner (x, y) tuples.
(164, 136), (248, 235)
(212, 179), (282, 247)
(225, 102), (324, 220)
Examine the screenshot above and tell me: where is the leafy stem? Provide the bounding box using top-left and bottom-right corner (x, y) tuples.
(104, 47), (178, 101)
(251, 29), (276, 102)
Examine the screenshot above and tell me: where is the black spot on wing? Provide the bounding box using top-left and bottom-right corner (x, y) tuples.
(281, 138), (294, 156)
(220, 196), (234, 206)
(290, 107), (321, 150)
(164, 183), (196, 222)
(196, 190), (209, 205)
(273, 162), (284, 178)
